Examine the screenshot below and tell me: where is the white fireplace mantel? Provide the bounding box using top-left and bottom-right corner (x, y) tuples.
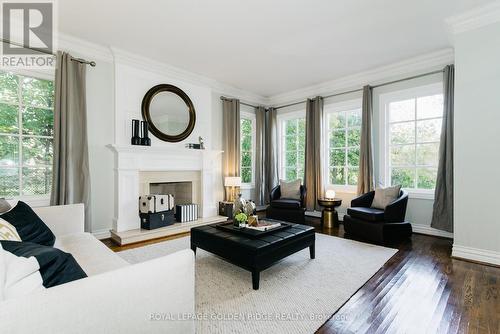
(107, 144), (223, 233)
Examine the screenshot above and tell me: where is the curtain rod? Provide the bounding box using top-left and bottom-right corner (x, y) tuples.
(220, 96), (261, 109)
(273, 68), (446, 110)
(1, 38), (96, 67)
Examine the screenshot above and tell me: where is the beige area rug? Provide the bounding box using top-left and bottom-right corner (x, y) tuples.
(118, 233), (397, 334)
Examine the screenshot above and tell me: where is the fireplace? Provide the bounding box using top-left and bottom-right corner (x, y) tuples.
(150, 182), (193, 205)
(108, 145), (224, 239)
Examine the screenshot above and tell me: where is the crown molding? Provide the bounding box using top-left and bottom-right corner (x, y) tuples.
(57, 32), (114, 62)
(446, 2), (500, 35)
(268, 48), (454, 106)
(110, 47), (268, 106)
(54, 33), (267, 105)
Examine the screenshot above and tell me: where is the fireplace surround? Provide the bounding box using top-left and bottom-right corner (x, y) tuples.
(107, 145), (226, 244)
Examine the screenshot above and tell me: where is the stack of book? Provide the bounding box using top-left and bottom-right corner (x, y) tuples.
(175, 204), (199, 223)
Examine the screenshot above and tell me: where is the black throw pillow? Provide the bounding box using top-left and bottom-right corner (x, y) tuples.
(0, 201), (56, 246)
(1, 240), (87, 288)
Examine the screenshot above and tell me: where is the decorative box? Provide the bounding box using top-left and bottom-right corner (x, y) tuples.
(218, 201), (234, 218)
(139, 194), (174, 213)
(140, 210), (175, 230)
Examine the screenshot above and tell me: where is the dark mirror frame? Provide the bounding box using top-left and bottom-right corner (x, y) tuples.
(141, 84), (196, 143)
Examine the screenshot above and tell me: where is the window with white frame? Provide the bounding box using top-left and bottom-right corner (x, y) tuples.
(0, 71), (54, 198)
(240, 113), (255, 185)
(278, 113), (306, 182)
(381, 83), (443, 192)
(325, 101), (362, 188)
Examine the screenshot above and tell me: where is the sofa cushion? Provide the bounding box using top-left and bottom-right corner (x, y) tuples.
(0, 218), (21, 241)
(55, 233), (129, 276)
(0, 201), (55, 246)
(347, 207), (385, 222)
(1, 240), (87, 289)
(279, 179), (302, 200)
(0, 242), (46, 301)
(371, 185), (401, 209)
(270, 199), (302, 209)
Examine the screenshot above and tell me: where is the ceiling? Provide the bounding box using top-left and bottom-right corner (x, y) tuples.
(58, 0), (492, 98)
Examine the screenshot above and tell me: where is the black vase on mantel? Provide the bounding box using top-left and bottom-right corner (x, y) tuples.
(131, 119), (141, 145)
(141, 121), (151, 146)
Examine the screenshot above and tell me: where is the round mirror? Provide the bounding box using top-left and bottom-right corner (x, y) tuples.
(141, 84), (196, 142)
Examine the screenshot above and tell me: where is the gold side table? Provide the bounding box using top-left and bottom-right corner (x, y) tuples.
(317, 198), (342, 228)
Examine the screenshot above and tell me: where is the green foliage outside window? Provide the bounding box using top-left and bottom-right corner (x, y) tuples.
(328, 109), (361, 186)
(240, 118), (253, 183)
(0, 71), (54, 197)
(388, 94), (443, 190)
(283, 118), (305, 181)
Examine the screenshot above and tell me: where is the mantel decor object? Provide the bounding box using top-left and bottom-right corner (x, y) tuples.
(131, 119), (141, 145)
(141, 121), (151, 146)
(141, 84), (196, 143)
(185, 136), (205, 150)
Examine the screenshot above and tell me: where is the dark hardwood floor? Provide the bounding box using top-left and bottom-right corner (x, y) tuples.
(102, 216), (500, 334)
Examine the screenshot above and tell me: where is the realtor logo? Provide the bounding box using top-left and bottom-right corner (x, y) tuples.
(1, 1), (55, 68)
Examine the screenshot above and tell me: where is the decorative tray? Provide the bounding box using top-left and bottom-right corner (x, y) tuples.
(216, 219), (292, 238)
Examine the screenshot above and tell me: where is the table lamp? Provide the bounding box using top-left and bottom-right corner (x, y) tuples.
(325, 189), (336, 200)
(224, 176), (241, 202)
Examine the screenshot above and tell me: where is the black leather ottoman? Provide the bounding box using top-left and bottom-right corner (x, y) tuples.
(190, 223), (315, 290)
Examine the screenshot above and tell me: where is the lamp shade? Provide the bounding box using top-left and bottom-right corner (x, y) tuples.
(224, 176), (241, 187)
(325, 189), (336, 199)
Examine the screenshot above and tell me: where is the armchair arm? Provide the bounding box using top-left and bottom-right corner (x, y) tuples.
(351, 191), (375, 208)
(300, 185), (307, 208)
(0, 249), (195, 334)
(384, 190), (409, 222)
(270, 185), (281, 202)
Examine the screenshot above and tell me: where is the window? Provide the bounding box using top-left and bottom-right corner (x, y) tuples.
(278, 113), (306, 181)
(240, 113), (255, 185)
(0, 71), (54, 198)
(325, 101), (362, 189)
(381, 83), (443, 193)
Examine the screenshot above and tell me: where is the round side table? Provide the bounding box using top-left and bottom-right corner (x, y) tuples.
(317, 198), (342, 228)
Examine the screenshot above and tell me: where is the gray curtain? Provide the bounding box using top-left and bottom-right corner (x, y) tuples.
(304, 97), (324, 211)
(431, 65), (454, 233)
(51, 51), (91, 231)
(222, 98), (241, 199)
(264, 107), (279, 203)
(357, 85), (375, 195)
(254, 106), (266, 205)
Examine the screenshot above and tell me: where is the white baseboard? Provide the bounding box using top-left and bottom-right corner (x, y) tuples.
(305, 211), (321, 218)
(411, 224), (453, 239)
(452, 244), (500, 266)
(92, 229), (111, 240)
(306, 209), (348, 220)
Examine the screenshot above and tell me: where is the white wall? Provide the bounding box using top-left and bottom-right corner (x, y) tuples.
(113, 62), (213, 149)
(85, 59), (116, 236)
(452, 21), (500, 265)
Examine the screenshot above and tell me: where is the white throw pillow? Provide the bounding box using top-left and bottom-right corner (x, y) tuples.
(371, 185), (401, 209)
(0, 243), (45, 301)
(279, 179), (302, 200)
(0, 198), (12, 214)
(0, 218), (22, 241)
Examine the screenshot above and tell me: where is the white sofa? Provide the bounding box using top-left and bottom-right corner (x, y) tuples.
(0, 204), (195, 334)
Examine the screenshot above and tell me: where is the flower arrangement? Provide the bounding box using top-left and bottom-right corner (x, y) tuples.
(234, 212), (248, 227)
